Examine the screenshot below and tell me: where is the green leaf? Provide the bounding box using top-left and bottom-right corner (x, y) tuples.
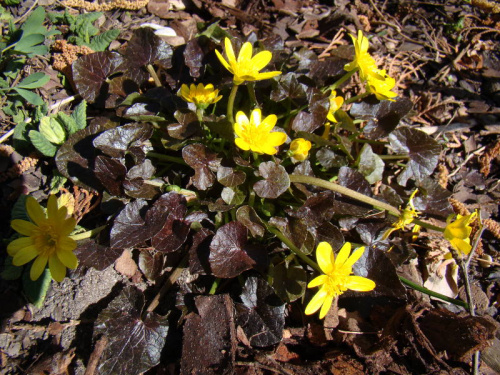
(335, 109), (356, 132)
(17, 72), (50, 89)
(49, 171), (68, 193)
(70, 100), (87, 131)
(56, 112), (78, 135)
(88, 29), (120, 51)
(13, 120), (31, 152)
(4, 0), (20, 5)
(2, 256), (23, 280)
(358, 143), (385, 184)
(20, 6), (46, 36)
(39, 116), (66, 144)
(269, 260), (307, 303)
(13, 33), (45, 54)
(22, 267), (52, 308)
(28, 130), (57, 157)
(11, 194), (30, 221)
(11, 87), (44, 105)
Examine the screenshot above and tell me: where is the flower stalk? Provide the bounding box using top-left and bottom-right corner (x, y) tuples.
(69, 225), (106, 241)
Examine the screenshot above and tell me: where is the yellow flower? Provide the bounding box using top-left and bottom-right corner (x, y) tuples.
(366, 69), (397, 101)
(326, 91), (344, 123)
(234, 108), (286, 155)
(444, 212), (477, 256)
(178, 83), (222, 109)
(7, 195), (78, 282)
(215, 38), (282, 85)
(382, 189), (420, 240)
(290, 138), (312, 161)
(305, 242), (375, 319)
(344, 30), (381, 81)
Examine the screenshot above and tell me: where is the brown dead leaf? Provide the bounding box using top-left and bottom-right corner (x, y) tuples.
(114, 249), (138, 278)
(29, 348), (75, 375)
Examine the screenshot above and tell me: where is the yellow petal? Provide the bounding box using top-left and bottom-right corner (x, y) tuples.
(235, 138), (251, 151)
(7, 237), (34, 256)
(12, 246), (39, 266)
(252, 71), (281, 81)
(11, 219), (38, 236)
(59, 217), (77, 237)
(316, 242), (334, 274)
(57, 249), (78, 269)
(224, 37), (237, 65)
(260, 114), (278, 132)
(58, 236), (77, 252)
(49, 254), (66, 282)
(215, 49), (232, 73)
(335, 242), (351, 266)
(267, 131), (287, 147)
(238, 42), (253, 62)
(450, 238), (472, 255)
(308, 274), (328, 288)
(235, 111), (249, 126)
(343, 246), (365, 268)
(250, 50), (272, 71)
(304, 288), (328, 315)
(345, 275), (375, 291)
(26, 196), (46, 226)
(47, 195), (58, 219)
(30, 254), (48, 281)
(319, 294), (334, 319)
(250, 108), (261, 126)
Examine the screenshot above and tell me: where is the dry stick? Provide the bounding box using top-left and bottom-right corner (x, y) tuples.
(461, 218), (486, 375)
(146, 253), (189, 313)
(84, 336), (108, 375)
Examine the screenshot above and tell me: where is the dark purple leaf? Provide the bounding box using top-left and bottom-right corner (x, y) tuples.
(122, 102), (165, 122)
(123, 178), (160, 199)
(183, 38), (204, 78)
(270, 72), (308, 102)
(416, 178), (453, 217)
(145, 192), (187, 237)
(110, 199), (149, 249)
(291, 111), (322, 133)
(93, 123), (154, 159)
(189, 228), (214, 275)
(269, 260), (307, 303)
(287, 191), (335, 228)
(138, 250), (164, 281)
(236, 205), (265, 238)
(182, 143), (221, 190)
(356, 221), (388, 245)
(125, 28), (173, 69)
(316, 147), (348, 169)
(209, 222), (255, 278)
(349, 245), (406, 299)
(253, 162), (290, 199)
(94, 155), (126, 196)
(235, 276), (285, 347)
(74, 241), (122, 271)
(350, 98), (413, 140)
(269, 217), (315, 255)
(167, 110), (202, 140)
(388, 127), (441, 186)
(151, 214), (190, 253)
(217, 166), (246, 187)
(181, 295), (235, 374)
(94, 286), (169, 375)
(55, 124), (104, 191)
(315, 222), (344, 249)
(331, 167), (375, 217)
(72, 51), (124, 103)
(307, 56), (349, 86)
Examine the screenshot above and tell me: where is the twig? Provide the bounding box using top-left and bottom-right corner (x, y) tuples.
(146, 253), (189, 313)
(0, 129), (14, 144)
(84, 336), (108, 375)
(14, 0), (39, 24)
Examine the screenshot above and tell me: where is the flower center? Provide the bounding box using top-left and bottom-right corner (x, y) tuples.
(323, 269), (350, 297)
(32, 224), (59, 257)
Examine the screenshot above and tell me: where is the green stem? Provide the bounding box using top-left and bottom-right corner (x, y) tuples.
(344, 91), (372, 105)
(379, 155), (410, 160)
(266, 225), (321, 273)
(247, 82), (257, 109)
(147, 151), (187, 165)
(70, 225), (106, 241)
(209, 278), (221, 295)
(196, 108), (204, 123)
(329, 68), (357, 91)
(146, 64), (162, 87)
(413, 218), (445, 232)
(398, 276), (469, 309)
(289, 174), (400, 216)
(227, 84), (239, 124)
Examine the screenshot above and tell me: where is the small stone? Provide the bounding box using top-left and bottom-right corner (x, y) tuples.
(479, 254), (493, 268)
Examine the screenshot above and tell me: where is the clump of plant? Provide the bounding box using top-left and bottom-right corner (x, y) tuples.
(5, 25), (483, 374)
